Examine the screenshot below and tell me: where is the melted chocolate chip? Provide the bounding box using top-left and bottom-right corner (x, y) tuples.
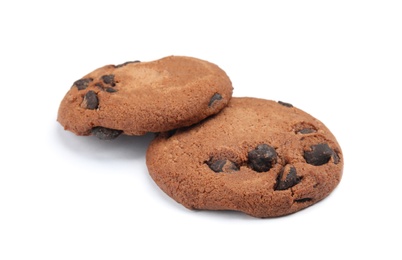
(278, 101), (293, 107)
(304, 143), (334, 166)
(207, 158), (239, 173)
(208, 93), (222, 107)
(114, 60), (141, 68)
(83, 91), (98, 110)
(275, 166), (301, 190)
(91, 127), (122, 140)
(248, 144), (277, 172)
(74, 78), (93, 90)
(101, 74), (116, 86)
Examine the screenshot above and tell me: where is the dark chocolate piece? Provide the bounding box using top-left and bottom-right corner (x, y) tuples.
(208, 93), (222, 107)
(91, 127), (122, 140)
(101, 74), (116, 87)
(333, 151), (340, 164)
(248, 144), (277, 172)
(74, 78), (93, 90)
(114, 60), (141, 68)
(304, 143), (334, 166)
(275, 166), (301, 190)
(293, 122), (318, 134)
(83, 91), (98, 110)
(105, 87), (117, 93)
(298, 128), (317, 134)
(278, 101), (293, 107)
(207, 158), (239, 173)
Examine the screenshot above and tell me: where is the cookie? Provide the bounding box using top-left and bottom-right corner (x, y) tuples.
(146, 97), (343, 218)
(57, 56), (233, 139)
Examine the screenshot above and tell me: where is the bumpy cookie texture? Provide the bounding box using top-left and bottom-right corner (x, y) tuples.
(146, 97), (343, 218)
(57, 56), (233, 138)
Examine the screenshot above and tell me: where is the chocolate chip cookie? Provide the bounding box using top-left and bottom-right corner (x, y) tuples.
(146, 97), (343, 218)
(57, 56), (233, 139)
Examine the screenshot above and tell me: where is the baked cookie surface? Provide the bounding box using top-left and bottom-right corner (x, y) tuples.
(146, 97), (343, 218)
(57, 56), (233, 139)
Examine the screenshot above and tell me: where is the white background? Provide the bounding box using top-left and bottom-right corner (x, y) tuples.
(1, 1), (401, 259)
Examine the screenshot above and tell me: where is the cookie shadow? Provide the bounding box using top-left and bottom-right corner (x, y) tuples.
(55, 124), (155, 161)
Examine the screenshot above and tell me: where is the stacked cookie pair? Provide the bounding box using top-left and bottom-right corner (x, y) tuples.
(58, 56), (343, 218)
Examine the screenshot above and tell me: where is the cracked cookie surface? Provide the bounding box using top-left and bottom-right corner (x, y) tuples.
(57, 56), (233, 138)
(146, 97), (343, 218)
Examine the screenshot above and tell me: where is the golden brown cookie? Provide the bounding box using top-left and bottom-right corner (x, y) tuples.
(146, 97), (343, 218)
(57, 56), (233, 139)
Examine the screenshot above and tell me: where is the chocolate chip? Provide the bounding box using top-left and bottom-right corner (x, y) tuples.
(207, 158), (239, 173)
(114, 60), (141, 68)
(298, 128), (316, 134)
(278, 101), (293, 107)
(294, 198), (312, 203)
(208, 93), (222, 107)
(275, 166), (301, 190)
(83, 91), (98, 110)
(91, 127), (122, 140)
(105, 87), (117, 93)
(248, 144), (277, 172)
(74, 78), (93, 90)
(207, 159), (225, 172)
(293, 122), (318, 134)
(333, 151), (340, 164)
(101, 74), (116, 86)
(304, 143), (334, 166)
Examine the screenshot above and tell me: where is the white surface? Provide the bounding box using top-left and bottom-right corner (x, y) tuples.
(1, 1), (401, 259)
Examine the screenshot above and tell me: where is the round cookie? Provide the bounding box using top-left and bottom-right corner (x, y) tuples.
(57, 56), (233, 139)
(146, 97), (343, 218)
